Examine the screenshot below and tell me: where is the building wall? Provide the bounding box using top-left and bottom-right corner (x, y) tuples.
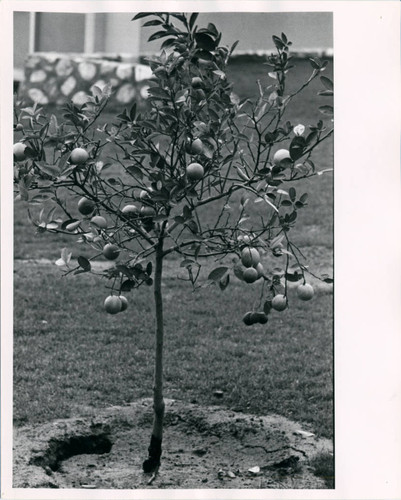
(14, 12), (30, 70)
(14, 11), (333, 72)
(138, 12), (333, 54)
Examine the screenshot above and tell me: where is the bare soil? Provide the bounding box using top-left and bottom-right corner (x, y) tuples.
(13, 398), (333, 490)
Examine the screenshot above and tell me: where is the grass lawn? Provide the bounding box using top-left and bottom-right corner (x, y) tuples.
(14, 262), (333, 438)
(13, 57), (334, 439)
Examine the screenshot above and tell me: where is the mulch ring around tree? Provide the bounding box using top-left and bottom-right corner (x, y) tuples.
(13, 398), (333, 489)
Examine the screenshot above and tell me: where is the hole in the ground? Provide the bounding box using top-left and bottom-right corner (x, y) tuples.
(29, 427), (113, 472)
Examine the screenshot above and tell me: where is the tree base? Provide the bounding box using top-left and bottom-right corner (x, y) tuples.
(142, 434), (162, 473)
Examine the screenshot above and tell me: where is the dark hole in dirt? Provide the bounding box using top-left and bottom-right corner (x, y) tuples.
(29, 430), (112, 472)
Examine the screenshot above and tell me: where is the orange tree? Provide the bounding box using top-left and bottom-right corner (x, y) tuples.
(13, 13), (333, 475)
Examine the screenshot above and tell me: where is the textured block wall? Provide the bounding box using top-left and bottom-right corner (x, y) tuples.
(18, 53), (153, 108)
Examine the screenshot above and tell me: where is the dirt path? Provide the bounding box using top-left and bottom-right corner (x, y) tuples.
(14, 398), (333, 490)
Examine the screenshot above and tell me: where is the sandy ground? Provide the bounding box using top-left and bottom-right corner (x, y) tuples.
(14, 398), (333, 490)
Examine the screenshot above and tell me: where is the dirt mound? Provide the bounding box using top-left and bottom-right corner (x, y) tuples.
(13, 399), (333, 489)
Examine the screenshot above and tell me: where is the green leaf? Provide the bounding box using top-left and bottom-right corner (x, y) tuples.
(183, 205), (192, 220)
(187, 219), (198, 233)
(305, 130), (318, 145)
(309, 57), (321, 70)
(143, 19), (163, 27)
(148, 30), (172, 42)
(229, 40), (239, 57)
(320, 76), (333, 90)
(195, 33), (216, 51)
(289, 136), (306, 161)
(319, 105), (334, 115)
(147, 87), (170, 100)
(61, 247), (72, 265)
(38, 163), (60, 177)
(129, 103), (137, 121)
(263, 300), (272, 315)
(78, 256), (91, 271)
(289, 187), (296, 202)
(121, 280), (136, 292)
(219, 273), (230, 291)
(132, 12), (154, 21)
(285, 270), (303, 282)
(189, 12), (199, 29)
(233, 263), (244, 281)
(173, 216), (185, 225)
(126, 165), (143, 180)
(208, 266), (229, 281)
(272, 35), (285, 50)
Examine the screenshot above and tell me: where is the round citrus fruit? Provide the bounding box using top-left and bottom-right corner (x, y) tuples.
(186, 162), (204, 181)
(140, 190), (150, 200)
(254, 312), (268, 324)
(15, 123), (24, 132)
(13, 143), (27, 161)
(242, 311), (254, 326)
(90, 215), (107, 229)
(103, 243), (120, 260)
(297, 283), (314, 301)
(273, 149), (291, 166)
(122, 204), (139, 217)
(255, 262), (264, 278)
(243, 267), (259, 283)
(190, 138), (204, 155)
(241, 247), (261, 268)
(104, 296), (122, 314)
(191, 76), (203, 89)
(70, 147), (89, 165)
(119, 295), (128, 312)
(272, 294), (287, 311)
(78, 197), (95, 215)
(140, 206), (156, 218)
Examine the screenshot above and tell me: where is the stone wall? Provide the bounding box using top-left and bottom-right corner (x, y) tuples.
(18, 53), (153, 108)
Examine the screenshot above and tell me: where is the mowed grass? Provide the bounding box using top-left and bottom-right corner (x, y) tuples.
(13, 57), (334, 438)
(14, 262), (333, 438)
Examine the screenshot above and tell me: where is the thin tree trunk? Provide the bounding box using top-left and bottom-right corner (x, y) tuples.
(142, 237), (165, 473)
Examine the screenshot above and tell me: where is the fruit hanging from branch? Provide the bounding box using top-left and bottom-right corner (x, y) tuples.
(13, 11), (333, 478)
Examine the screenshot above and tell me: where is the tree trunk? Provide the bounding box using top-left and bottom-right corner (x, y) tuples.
(142, 237), (165, 473)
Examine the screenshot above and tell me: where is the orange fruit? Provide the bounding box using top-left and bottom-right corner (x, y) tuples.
(297, 283), (314, 301)
(186, 162), (204, 181)
(273, 149), (291, 166)
(103, 243), (120, 260)
(191, 76), (203, 89)
(122, 204), (139, 217)
(241, 247), (260, 268)
(104, 296), (122, 314)
(190, 138), (204, 155)
(140, 206), (156, 218)
(243, 267), (259, 283)
(120, 295), (128, 312)
(271, 294), (287, 311)
(78, 197), (95, 215)
(13, 143), (27, 161)
(90, 215), (107, 229)
(70, 147), (89, 164)
(242, 311), (254, 326)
